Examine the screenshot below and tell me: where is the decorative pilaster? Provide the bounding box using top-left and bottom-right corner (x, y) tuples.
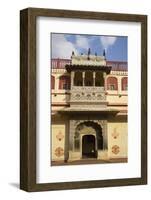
(82, 71), (85, 86)
(118, 76), (121, 94)
(93, 71), (96, 86)
(64, 120), (70, 162)
(69, 120), (75, 151)
(71, 71), (75, 89)
(103, 72), (107, 90)
(103, 121), (108, 150)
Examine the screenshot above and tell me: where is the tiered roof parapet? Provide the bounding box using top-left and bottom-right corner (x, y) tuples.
(71, 54), (106, 66)
(65, 52), (112, 74)
(66, 52), (112, 74)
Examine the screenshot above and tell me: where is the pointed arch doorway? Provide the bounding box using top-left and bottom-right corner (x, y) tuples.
(74, 121), (103, 159)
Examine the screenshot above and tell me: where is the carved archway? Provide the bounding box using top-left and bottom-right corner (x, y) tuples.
(74, 121), (103, 155)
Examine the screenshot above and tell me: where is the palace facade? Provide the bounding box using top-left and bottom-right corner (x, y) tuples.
(51, 52), (128, 165)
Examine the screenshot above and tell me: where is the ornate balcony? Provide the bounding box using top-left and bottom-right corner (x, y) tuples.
(70, 86), (106, 102)
(71, 86), (104, 92)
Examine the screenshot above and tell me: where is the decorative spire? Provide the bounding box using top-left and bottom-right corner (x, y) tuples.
(103, 49), (106, 57)
(87, 48), (91, 60)
(88, 48), (91, 56)
(95, 52), (97, 56)
(72, 51), (75, 56)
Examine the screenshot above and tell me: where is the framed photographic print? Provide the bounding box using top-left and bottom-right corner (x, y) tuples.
(20, 8), (147, 191)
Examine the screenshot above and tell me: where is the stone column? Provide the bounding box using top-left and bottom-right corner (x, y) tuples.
(82, 71), (85, 86)
(103, 72), (107, 90)
(103, 121), (108, 150)
(118, 76), (121, 95)
(64, 120), (69, 162)
(55, 74), (59, 92)
(71, 71), (75, 89)
(69, 120), (75, 151)
(93, 71), (96, 86)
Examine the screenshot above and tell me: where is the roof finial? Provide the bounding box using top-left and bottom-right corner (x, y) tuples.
(88, 48), (91, 56)
(87, 48), (91, 60)
(103, 49), (106, 57)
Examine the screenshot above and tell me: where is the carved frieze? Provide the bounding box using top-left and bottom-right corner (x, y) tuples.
(70, 86), (106, 102)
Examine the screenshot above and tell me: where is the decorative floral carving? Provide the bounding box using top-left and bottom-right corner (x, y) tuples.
(97, 94), (103, 100)
(71, 92), (105, 101)
(70, 86), (106, 102)
(72, 86), (104, 92)
(74, 120), (81, 126)
(56, 131), (64, 141)
(75, 94), (80, 99)
(112, 128), (119, 139)
(112, 145), (120, 154)
(86, 94), (91, 100)
(75, 120), (106, 129)
(55, 147), (64, 157)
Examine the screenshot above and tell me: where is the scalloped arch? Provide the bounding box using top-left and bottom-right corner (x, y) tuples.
(75, 120), (102, 131)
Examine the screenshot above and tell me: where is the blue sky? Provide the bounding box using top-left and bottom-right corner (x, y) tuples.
(51, 33), (127, 61)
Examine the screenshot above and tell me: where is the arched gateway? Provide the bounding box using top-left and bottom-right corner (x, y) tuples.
(74, 121), (103, 159)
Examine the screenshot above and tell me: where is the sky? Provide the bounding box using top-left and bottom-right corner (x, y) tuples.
(51, 33), (127, 61)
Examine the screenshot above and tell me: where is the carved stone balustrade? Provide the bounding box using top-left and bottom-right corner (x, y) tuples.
(70, 86), (106, 102)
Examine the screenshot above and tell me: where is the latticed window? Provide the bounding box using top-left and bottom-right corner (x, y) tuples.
(59, 75), (70, 90)
(107, 77), (118, 90)
(51, 75), (55, 90)
(121, 77), (128, 91)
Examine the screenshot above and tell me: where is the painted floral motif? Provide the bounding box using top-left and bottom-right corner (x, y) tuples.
(55, 147), (64, 157)
(111, 128), (119, 139)
(56, 131), (64, 141)
(112, 145), (120, 154)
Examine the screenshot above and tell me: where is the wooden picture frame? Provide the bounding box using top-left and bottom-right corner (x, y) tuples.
(20, 7), (147, 192)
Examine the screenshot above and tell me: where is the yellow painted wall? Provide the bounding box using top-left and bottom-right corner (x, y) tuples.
(107, 122), (128, 159)
(51, 124), (65, 161)
(51, 69), (128, 162)
(106, 95), (127, 104)
(51, 93), (70, 103)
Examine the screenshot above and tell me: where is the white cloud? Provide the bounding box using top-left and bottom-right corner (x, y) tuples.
(52, 34), (77, 59)
(100, 36), (117, 50)
(75, 35), (89, 50)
